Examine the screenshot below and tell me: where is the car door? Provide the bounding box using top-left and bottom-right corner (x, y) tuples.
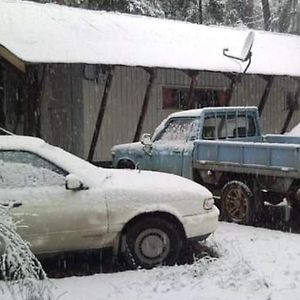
(149, 117), (198, 176)
(0, 150), (108, 254)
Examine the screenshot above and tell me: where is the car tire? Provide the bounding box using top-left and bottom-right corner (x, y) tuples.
(121, 217), (183, 269)
(221, 180), (254, 225)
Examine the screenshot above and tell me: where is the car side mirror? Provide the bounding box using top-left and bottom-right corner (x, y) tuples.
(65, 174), (84, 191)
(140, 133), (152, 146)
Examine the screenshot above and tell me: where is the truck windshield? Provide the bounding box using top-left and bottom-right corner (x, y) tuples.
(155, 117), (198, 142)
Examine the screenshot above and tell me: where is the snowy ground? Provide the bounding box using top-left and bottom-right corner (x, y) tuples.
(45, 223), (300, 300)
(1, 222), (300, 299)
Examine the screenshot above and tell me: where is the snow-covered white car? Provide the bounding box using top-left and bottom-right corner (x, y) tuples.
(0, 135), (219, 269)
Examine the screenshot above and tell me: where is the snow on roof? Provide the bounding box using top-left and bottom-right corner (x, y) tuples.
(1, 0), (300, 77)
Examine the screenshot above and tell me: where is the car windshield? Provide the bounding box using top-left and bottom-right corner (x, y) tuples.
(155, 117), (199, 142)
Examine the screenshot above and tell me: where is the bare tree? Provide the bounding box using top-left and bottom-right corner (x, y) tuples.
(289, 0), (300, 33)
(261, 0), (271, 30)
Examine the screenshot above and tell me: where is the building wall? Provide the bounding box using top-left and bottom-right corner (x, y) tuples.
(230, 75), (300, 134)
(82, 66), (232, 161)
(1, 63), (24, 135)
(40, 64), (84, 157)
(2, 63), (299, 162)
(82, 65), (299, 162)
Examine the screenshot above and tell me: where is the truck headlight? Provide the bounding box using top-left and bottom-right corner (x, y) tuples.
(203, 197), (214, 210)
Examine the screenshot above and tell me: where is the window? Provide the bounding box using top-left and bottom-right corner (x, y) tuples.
(155, 118), (198, 142)
(0, 151), (67, 189)
(162, 87), (228, 110)
(202, 113), (256, 140)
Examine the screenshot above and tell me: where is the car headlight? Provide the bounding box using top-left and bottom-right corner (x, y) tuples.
(203, 197), (214, 210)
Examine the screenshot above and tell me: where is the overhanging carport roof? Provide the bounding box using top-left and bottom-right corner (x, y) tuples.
(1, 0), (300, 77)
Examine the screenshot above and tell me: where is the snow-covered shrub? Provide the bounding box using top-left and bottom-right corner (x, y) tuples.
(0, 205), (53, 300)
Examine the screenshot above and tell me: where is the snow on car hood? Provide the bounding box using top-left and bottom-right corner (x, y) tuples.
(102, 168), (212, 199)
(111, 142), (142, 152)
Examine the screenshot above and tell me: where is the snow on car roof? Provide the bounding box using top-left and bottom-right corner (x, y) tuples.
(0, 135), (105, 185)
(0, 135), (46, 151)
(1, 0), (300, 77)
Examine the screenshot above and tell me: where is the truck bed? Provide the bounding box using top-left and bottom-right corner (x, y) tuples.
(193, 135), (300, 179)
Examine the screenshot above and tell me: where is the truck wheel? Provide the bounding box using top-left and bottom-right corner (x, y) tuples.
(221, 181), (254, 225)
(121, 217), (183, 269)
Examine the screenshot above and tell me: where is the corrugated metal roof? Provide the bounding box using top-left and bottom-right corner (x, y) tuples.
(1, 0), (300, 77)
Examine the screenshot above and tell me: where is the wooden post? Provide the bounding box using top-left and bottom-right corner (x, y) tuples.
(0, 63), (5, 128)
(224, 73), (238, 106)
(281, 79), (300, 134)
(133, 68), (156, 142)
(88, 65), (114, 162)
(258, 75), (274, 116)
(23, 65), (45, 137)
(187, 71), (199, 109)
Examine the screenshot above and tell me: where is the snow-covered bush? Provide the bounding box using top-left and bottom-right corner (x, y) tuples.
(0, 205), (53, 300)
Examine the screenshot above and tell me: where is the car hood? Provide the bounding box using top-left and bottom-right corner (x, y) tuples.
(101, 168), (212, 199)
(111, 142), (142, 152)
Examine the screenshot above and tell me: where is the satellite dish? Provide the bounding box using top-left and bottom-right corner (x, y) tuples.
(239, 31), (255, 61)
(223, 31), (255, 62)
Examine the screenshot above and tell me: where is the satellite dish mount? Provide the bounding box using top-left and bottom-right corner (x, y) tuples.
(223, 31), (255, 74)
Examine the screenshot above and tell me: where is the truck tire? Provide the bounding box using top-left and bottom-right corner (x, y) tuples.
(121, 217), (183, 269)
(117, 159), (135, 169)
(221, 181), (254, 225)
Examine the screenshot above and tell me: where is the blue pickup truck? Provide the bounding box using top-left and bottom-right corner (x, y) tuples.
(111, 106), (300, 225)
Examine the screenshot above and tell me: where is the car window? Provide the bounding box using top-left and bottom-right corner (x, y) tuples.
(155, 118), (197, 142)
(0, 151), (67, 189)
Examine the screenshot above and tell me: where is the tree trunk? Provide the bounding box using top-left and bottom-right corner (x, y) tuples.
(245, 0), (254, 28)
(261, 0), (271, 30)
(289, 0), (300, 33)
(198, 0), (203, 24)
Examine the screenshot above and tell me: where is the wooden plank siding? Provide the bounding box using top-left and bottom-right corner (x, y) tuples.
(1, 63), (299, 162)
(82, 66), (299, 162)
(40, 64), (84, 157)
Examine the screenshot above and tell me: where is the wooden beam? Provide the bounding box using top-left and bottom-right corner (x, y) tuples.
(186, 71), (199, 109)
(0, 46), (26, 73)
(281, 108), (295, 134)
(88, 66), (114, 162)
(23, 65), (45, 136)
(223, 73), (239, 106)
(258, 75), (274, 116)
(281, 80), (300, 134)
(0, 64), (5, 128)
(133, 68), (156, 142)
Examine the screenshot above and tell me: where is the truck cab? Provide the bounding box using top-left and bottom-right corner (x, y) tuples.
(111, 106), (260, 179)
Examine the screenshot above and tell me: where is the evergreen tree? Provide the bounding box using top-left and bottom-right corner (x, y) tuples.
(206, 0), (224, 24)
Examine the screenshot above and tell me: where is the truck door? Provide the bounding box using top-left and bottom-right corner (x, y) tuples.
(149, 117), (198, 176)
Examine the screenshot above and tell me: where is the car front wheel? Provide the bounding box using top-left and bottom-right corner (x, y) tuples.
(121, 217), (183, 269)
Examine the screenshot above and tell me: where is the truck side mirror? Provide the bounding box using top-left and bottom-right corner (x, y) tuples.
(140, 133), (152, 146)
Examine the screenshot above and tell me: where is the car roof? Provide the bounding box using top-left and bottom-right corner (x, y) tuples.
(0, 135), (46, 151)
